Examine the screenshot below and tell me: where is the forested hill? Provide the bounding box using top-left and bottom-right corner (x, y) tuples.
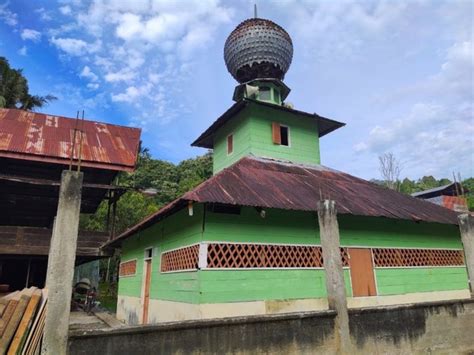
(80, 149), (473, 234)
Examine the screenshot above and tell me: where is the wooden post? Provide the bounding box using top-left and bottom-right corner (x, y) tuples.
(318, 200), (351, 354)
(42, 171), (83, 355)
(459, 213), (474, 297)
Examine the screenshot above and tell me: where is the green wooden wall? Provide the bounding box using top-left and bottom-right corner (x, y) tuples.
(199, 270), (353, 303)
(213, 110), (252, 173)
(213, 103), (321, 173)
(376, 268), (468, 295)
(118, 205), (468, 305)
(118, 204), (204, 303)
(248, 104), (320, 167)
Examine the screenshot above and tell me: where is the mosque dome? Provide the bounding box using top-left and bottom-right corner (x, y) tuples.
(224, 18), (293, 83)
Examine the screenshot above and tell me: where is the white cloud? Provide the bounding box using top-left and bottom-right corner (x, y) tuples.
(80, 66), (99, 82)
(104, 69), (136, 83)
(87, 83), (99, 90)
(355, 36), (473, 178)
(21, 29), (41, 42)
(115, 13), (143, 41)
(43, 0), (234, 132)
(35, 7), (52, 21)
(18, 46), (27, 56)
(0, 2), (17, 26)
(59, 6), (71, 15)
(111, 86), (140, 103)
(50, 37), (101, 56)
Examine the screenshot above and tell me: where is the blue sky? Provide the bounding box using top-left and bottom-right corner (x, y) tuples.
(1, 0), (472, 180)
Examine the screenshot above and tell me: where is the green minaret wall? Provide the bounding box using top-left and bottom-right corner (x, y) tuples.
(213, 101), (321, 173)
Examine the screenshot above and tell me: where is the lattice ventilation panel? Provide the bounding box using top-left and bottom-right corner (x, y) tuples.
(161, 245), (200, 272)
(119, 260), (137, 277)
(372, 248), (465, 267)
(206, 243), (349, 269)
(340, 247), (349, 267)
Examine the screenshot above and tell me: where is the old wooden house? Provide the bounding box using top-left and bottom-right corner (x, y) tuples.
(0, 108), (140, 291)
(108, 17), (469, 325)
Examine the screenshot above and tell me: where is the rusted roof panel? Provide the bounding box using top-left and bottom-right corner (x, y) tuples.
(0, 108), (141, 171)
(109, 156), (459, 246)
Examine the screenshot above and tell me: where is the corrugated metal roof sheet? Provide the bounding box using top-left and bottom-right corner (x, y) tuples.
(191, 99), (345, 149)
(109, 156), (459, 246)
(411, 183), (468, 198)
(0, 108), (141, 171)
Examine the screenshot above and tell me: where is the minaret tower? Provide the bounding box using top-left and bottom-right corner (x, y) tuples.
(192, 14), (344, 174)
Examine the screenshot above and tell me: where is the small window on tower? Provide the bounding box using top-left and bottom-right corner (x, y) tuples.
(274, 90), (280, 103)
(280, 126), (289, 146)
(227, 134), (233, 155)
(259, 87), (271, 101)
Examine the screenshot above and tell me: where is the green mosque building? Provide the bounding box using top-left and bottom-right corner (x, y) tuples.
(108, 17), (469, 325)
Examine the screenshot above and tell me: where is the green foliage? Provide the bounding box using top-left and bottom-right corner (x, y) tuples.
(80, 150), (213, 234)
(80, 191), (159, 234)
(399, 178), (417, 194)
(176, 153), (213, 195)
(119, 150), (212, 207)
(0, 57), (56, 110)
(462, 178), (474, 211)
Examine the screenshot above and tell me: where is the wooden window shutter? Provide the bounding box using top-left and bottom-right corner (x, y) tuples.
(272, 122), (281, 144)
(227, 134), (233, 154)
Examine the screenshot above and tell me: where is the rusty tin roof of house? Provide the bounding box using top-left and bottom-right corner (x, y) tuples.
(108, 156), (459, 246)
(0, 108), (141, 171)
(191, 99), (346, 149)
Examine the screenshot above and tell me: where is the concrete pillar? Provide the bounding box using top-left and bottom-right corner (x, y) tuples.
(317, 200), (351, 354)
(42, 171), (83, 355)
(459, 213), (474, 297)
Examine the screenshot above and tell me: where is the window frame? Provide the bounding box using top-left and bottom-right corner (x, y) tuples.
(227, 133), (234, 155)
(259, 86), (271, 101)
(279, 125), (290, 147)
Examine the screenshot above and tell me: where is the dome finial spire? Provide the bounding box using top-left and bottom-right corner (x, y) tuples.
(224, 17), (293, 83)
(254, 3), (257, 18)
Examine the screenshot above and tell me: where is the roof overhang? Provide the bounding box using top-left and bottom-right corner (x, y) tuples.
(191, 99), (345, 149)
(106, 156), (459, 248)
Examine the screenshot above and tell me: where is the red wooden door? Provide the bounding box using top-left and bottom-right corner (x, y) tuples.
(142, 260), (152, 324)
(348, 248), (377, 297)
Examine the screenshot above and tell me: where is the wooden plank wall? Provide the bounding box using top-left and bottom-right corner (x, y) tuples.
(0, 227), (111, 257)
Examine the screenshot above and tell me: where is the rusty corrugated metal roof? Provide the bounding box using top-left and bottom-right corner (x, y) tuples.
(0, 108), (141, 171)
(191, 99), (345, 149)
(108, 156), (459, 246)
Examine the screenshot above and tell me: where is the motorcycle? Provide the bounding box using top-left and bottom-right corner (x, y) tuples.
(72, 278), (97, 314)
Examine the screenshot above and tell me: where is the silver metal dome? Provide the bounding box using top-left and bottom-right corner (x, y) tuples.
(224, 18), (293, 83)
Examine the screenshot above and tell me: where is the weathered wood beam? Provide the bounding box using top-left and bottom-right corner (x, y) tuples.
(0, 173), (126, 191)
(0, 226), (111, 257)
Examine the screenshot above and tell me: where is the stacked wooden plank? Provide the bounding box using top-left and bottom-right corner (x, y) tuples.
(0, 288), (47, 355)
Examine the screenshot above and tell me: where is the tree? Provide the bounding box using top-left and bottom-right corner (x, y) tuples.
(0, 57), (56, 110)
(399, 178), (416, 194)
(79, 191), (159, 235)
(378, 152), (402, 191)
(80, 150), (214, 233)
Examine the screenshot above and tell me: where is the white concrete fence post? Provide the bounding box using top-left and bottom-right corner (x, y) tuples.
(318, 200), (351, 354)
(459, 213), (474, 298)
(42, 170), (83, 355)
